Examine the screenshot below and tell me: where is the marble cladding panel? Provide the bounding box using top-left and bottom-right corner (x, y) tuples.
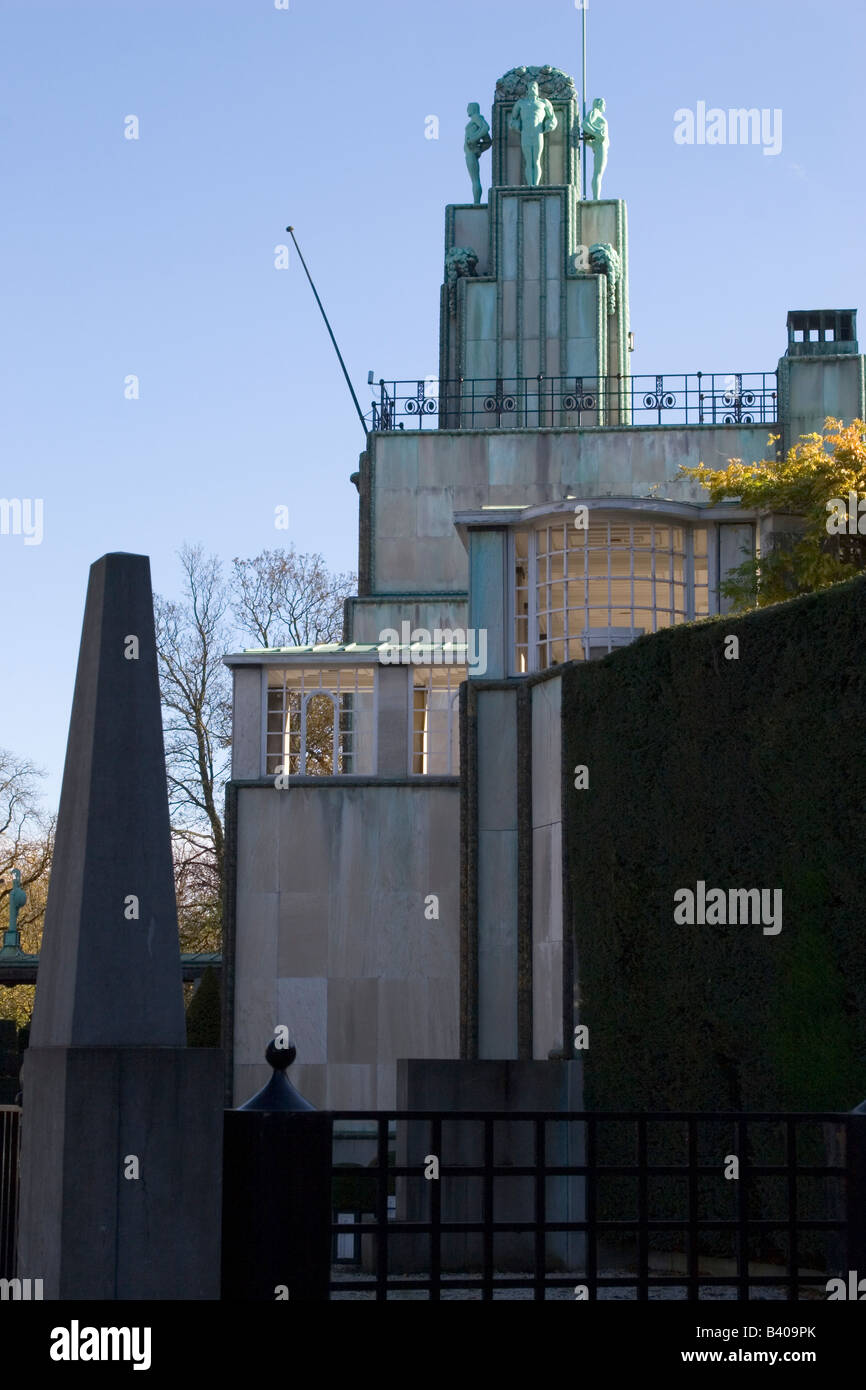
(477, 827), (519, 1058)
(348, 600), (469, 645)
(327, 977), (379, 1063)
(532, 940), (564, 1060)
(234, 887), (278, 1065)
(279, 790), (331, 892)
(501, 338), (517, 379)
(546, 337), (563, 377)
(417, 487), (460, 539)
(235, 783), (461, 1106)
(546, 286), (561, 339)
(789, 357), (862, 432)
(289, 1062), (328, 1109)
(567, 277), (602, 343)
(372, 426), (770, 518)
(277, 891), (329, 976)
(522, 199), (541, 280)
(377, 976), (457, 1061)
(468, 534), (507, 678)
(502, 280), (517, 339)
(373, 537), (463, 591)
(786, 361), (824, 419)
(376, 1062), (398, 1108)
(522, 339), (540, 378)
(522, 281), (541, 341)
(565, 337), (601, 378)
(374, 433), (418, 491)
(238, 788), (279, 892)
(325, 1063), (376, 1110)
(545, 195), (561, 274)
(418, 430), (487, 486)
(502, 198), (518, 279)
(488, 435), (527, 486)
(465, 280), (496, 341)
(376, 666), (409, 778)
(452, 207), (490, 274)
(477, 690), (517, 831)
(532, 824), (563, 946)
(232, 666), (262, 779)
(465, 339), (497, 381)
(377, 488), (416, 539)
(277, 976), (327, 1063)
(531, 676), (562, 829)
(578, 199), (620, 253)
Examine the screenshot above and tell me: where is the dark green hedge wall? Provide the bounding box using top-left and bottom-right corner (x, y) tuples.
(186, 966), (222, 1048)
(563, 574), (866, 1117)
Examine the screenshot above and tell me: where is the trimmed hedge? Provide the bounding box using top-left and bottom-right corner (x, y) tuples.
(563, 573), (866, 1114)
(186, 966), (221, 1047)
(563, 576), (866, 1263)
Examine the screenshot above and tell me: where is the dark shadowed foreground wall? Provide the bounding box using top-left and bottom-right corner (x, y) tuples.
(563, 574), (866, 1115)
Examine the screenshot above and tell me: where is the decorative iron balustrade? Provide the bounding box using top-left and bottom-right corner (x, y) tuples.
(369, 373), (777, 431)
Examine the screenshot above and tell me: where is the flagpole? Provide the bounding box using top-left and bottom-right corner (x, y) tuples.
(581, 3), (587, 200)
(285, 225), (368, 438)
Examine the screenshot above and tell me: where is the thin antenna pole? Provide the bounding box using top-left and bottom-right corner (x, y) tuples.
(285, 225), (368, 437)
(581, 5), (587, 200)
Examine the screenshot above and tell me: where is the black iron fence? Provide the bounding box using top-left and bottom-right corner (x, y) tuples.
(324, 1110), (862, 1301)
(369, 374), (778, 432)
(5, 1104), (861, 1298)
(0, 1106), (20, 1280)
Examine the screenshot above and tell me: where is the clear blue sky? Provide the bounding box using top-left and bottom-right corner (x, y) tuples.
(2, 0), (864, 809)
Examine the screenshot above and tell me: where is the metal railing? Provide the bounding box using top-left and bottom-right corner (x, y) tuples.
(369, 374), (777, 432)
(325, 1109), (863, 1301)
(0, 1106), (20, 1280)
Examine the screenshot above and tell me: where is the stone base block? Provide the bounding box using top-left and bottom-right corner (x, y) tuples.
(393, 1059), (584, 1274)
(17, 1046), (223, 1300)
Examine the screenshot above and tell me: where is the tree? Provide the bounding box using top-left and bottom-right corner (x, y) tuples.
(231, 547), (355, 649)
(154, 545), (357, 950)
(679, 418), (866, 611)
(154, 545), (232, 953)
(231, 547), (356, 779)
(0, 748), (53, 1026)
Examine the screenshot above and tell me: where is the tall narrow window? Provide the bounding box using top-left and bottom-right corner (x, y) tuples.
(410, 667), (462, 775)
(265, 666), (376, 776)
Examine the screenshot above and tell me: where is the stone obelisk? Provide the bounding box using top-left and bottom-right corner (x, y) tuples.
(17, 553), (223, 1299)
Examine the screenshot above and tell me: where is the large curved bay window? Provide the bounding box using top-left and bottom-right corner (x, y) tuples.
(514, 513), (710, 672)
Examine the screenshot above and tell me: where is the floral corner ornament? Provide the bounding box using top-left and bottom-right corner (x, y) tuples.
(445, 246), (479, 314)
(588, 243), (621, 314)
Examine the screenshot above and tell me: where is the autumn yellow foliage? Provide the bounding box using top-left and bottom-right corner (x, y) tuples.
(679, 418), (866, 609)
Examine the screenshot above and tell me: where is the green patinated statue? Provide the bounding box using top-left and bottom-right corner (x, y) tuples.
(582, 97), (609, 199)
(3, 867), (26, 948)
(509, 80), (557, 187)
(464, 102), (492, 205)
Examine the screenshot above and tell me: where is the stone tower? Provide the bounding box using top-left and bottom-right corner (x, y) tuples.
(438, 64), (629, 429)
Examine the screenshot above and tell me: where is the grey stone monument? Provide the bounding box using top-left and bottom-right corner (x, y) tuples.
(16, 552), (223, 1299)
